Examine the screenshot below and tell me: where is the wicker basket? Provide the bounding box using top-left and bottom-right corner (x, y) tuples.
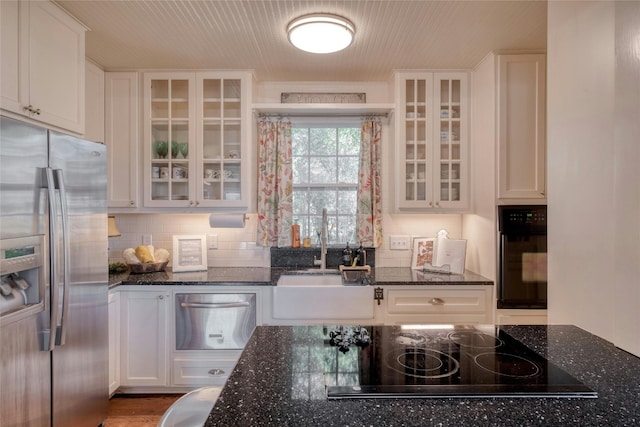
(127, 261), (168, 274)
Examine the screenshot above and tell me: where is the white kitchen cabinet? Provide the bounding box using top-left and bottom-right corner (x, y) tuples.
(108, 290), (121, 395)
(84, 60), (104, 143)
(0, 0), (86, 134)
(142, 71), (251, 208)
(395, 72), (469, 212)
(119, 289), (170, 387)
(383, 286), (493, 324)
(106, 72), (139, 209)
(497, 54), (546, 201)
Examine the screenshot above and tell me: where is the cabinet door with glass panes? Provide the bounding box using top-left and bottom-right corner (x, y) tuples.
(396, 72), (469, 212)
(143, 72), (197, 207)
(196, 72), (249, 207)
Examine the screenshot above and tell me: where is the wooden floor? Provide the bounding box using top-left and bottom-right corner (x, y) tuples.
(104, 394), (184, 427)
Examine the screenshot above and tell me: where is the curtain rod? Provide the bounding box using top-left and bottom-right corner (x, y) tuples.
(256, 112), (389, 119)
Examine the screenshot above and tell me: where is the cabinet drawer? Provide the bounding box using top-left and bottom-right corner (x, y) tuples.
(172, 358), (237, 386)
(386, 289), (490, 324)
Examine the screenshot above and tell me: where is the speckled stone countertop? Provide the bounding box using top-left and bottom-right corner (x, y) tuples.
(109, 267), (492, 288)
(205, 325), (640, 426)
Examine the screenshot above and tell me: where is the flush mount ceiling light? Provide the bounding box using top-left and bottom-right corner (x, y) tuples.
(287, 13), (355, 54)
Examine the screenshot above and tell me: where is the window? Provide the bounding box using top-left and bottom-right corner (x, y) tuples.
(291, 121), (360, 245)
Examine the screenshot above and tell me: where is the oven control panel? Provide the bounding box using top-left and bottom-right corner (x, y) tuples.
(499, 206), (547, 233)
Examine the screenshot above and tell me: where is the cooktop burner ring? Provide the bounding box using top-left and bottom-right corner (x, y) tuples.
(387, 349), (460, 379)
(473, 352), (541, 378)
(447, 331), (504, 349)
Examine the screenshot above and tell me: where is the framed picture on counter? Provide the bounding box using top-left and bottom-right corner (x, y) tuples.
(172, 235), (207, 272)
(411, 237), (436, 269)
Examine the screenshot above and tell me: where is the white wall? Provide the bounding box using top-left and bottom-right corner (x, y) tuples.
(547, 1), (640, 355)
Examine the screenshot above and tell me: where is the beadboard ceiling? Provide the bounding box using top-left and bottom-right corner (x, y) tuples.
(57, 0), (547, 82)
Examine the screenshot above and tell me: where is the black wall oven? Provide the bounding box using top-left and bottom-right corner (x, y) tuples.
(498, 205), (547, 309)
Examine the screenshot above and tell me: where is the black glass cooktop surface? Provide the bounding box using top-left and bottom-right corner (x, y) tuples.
(324, 325), (597, 399)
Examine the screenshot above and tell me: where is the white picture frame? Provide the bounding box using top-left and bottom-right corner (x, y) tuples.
(411, 237), (436, 270)
(172, 235), (207, 272)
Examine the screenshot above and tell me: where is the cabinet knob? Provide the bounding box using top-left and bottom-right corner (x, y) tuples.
(430, 297), (445, 305)
(129, 200), (135, 206)
(195, 201), (200, 206)
(208, 368), (225, 376)
(158, 295), (164, 300)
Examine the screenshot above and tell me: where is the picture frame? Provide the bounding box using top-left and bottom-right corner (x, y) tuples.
(411, 237), (436, 270)
(172, 235), (207, 272)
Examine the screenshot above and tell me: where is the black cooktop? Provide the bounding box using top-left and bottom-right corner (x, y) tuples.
(324, 325), (597, 399)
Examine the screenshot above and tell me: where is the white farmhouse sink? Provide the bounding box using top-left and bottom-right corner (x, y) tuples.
(273, 272), (374, 321)
(276, 272), (343, 287)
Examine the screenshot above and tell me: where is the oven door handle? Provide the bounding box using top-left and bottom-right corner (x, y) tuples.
(180, 301), (250, 309)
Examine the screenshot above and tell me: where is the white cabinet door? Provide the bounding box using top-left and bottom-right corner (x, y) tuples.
(396, 71), (469, 212)
(120, 290), (170, 387)
(497, 54), (546, 201)
(106, 72), (139, 209)
(1, 0), (87, 134)
(108, 290), (121, 395)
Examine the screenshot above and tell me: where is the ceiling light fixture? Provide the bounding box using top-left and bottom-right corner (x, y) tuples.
(287, 13), (355, 54)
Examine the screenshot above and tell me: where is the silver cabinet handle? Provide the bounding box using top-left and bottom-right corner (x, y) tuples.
(208, 368), (225, 376)
(430, 297), (445, 305)
(180, 301), (250, 309)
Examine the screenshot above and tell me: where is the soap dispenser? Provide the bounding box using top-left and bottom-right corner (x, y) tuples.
(355, 243), (367, 266)
(342, 242), (353, 266)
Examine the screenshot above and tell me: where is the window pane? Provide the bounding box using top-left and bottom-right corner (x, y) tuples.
(309, 190), (336, 214)
(293, 189), (310, 215)
(338, 128), (360, 155)
(292, 128), (309, 155)
(337, 215), (356, 244)
(337, 189), (357, 215)
(309, 157), (336, 184)
(293, 157), (309, 184)
(338, 157), (359, 183)
(310, 128), (337, 155)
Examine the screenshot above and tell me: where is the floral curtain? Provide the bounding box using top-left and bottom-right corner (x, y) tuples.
(356, 119), (383, 247)
(257, 119), (293, 247)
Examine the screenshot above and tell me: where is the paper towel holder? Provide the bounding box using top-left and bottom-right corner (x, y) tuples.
(208, 211), (248, 228)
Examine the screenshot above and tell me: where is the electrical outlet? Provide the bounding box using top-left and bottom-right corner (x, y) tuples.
(142, 234), (152, 245)
(389, 235), (411, 250)
(207, 234), (218, 250)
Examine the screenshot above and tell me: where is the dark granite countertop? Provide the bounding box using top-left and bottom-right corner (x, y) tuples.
(206, 325), (640, 426)
(109, 267), (492, 288)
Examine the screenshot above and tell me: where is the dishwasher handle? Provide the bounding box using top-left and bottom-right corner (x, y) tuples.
(180, 301), (251, 309)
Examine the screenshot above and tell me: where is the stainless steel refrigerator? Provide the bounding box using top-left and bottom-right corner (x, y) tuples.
(0, 116), (108, 427)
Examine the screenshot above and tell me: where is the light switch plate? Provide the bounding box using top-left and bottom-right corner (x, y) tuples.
(207, 234), (218, 250)
(389, 235), (411, 250)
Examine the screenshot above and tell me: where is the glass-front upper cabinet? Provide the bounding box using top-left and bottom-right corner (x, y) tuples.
(395, 71), (468, 212)
(143, 71), (250, 208)
(144, 73), (196, 207)
(198, 73), (247, 205)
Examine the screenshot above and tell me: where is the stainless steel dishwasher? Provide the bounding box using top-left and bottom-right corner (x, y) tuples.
(175, 293), (256, 350)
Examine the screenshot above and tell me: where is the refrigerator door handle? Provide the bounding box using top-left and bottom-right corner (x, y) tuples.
(54, 169), (70, 346)
(45, 168), (60, 352)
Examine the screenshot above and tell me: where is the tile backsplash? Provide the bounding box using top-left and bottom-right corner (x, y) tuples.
(107, 213), (462, 268)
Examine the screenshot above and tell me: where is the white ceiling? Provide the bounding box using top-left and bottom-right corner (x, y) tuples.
(57, 0), (547, 82)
